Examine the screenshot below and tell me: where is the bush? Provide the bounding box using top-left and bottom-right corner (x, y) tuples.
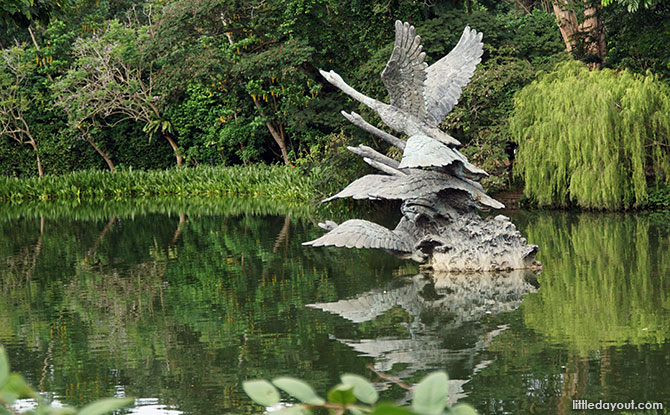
(243, 371), (478, 415)
(510, 60), (670, 210)
(0, 165), (316, 203)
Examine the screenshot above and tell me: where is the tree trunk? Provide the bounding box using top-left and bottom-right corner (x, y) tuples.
(26, 139), (44, 177)
(552, 0), (606, 67)
(82, 130), (115, 171)
(163, 133), (183, 168)
(252, 96), (290, 165)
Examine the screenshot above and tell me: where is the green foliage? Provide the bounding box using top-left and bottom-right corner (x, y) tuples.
(243, 371), (477, 415)
(0, 0), (73, 28)
(647, 181), (670, 209)
(520, 212), (670, 354)
(603, 2), (670, 81)
(510, 60), (670, 210)
(0, 164), (316, 203)
(602, 0), (661, 12)
(0, 345), (133, 415)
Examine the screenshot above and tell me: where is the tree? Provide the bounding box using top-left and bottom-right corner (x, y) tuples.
(1, 0), (71, 28)
(510, 61), (670, 210)
(0, 45), (45, 177)
(54, 19), (183, 168)
(601, 0), (661, 11)
(551, 0), (606, 67)
(150, 0), (323, 165)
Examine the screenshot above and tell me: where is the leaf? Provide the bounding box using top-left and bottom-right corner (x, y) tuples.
(411, 372), (448, 415)
(448, 404), (478, 415)
(272, 377), (325, 405)
(0, 347), (8, 388)
(274, 405), (307, 415)
(77, 398), (134, 415)
(340, 374), (378, 404)
(243, 380), (281, 407)
(372, 403), (415, 415)
(327, 384), (356, 406)
(0, 373), (36, 403)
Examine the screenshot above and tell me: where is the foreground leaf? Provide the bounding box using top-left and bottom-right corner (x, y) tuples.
(0, 347), (8, 388)
(327, 384), (356, 406)
(273, 377), (325, 405)
(78, 398), (134, 415)
(0, 373), (36, 404)
(449, 403), (478, 415)
(372, 403), (415, 415)
(411, 372), (448, 415)
(340, 374), (378, 404)
(243, 380), (281, 407)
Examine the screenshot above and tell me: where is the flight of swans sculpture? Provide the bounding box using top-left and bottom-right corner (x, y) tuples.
(305, 21), (541, 272)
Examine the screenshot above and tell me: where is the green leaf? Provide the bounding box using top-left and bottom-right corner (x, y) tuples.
(0, 347), (8, 388)
(274, 406), (307, 415)
(340, 374), (378, 404)
(77, 398), (133, 415)
(448, 404), (478, 415)
(411, 372), (448, 415)
(327, 384), (356, 406)
(372, 403), (415, 415)
(0, 373), (36, 403)
(272, 377), (325, 405)
(243, 380), (281, 407)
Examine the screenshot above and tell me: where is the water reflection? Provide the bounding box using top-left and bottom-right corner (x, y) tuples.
(308, 270), (539, 404)
(0, 204), (669, 415)
(520, 212), (670, 353)
(464, 211), (670, 415)
(0, 209), (403, 414)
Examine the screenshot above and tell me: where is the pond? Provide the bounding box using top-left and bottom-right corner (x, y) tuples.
(1, 200), (669, 415)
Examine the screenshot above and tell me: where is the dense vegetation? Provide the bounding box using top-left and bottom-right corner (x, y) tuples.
(511, 61), (670, 210)
(0, 164), (315, 202)
(1, 0), (669, 207)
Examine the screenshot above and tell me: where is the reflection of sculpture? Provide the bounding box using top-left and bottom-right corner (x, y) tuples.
(308, 271), (538, 403)
(305, 21), (540, 272)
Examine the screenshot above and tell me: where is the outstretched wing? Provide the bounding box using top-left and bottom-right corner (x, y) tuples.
(424, 26), (483, 127)
(381, 21), (428, 120)
(322, 172), (504, 210)
(398, 135), (488, 179)
(303, 219), (412, 252)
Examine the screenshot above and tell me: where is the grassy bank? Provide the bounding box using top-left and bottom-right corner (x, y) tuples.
(0, 165), (316, 203)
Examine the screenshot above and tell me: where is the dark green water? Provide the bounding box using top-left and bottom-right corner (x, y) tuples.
(1, 202), (669, 415)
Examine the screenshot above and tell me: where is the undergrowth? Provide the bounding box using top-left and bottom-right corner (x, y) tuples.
(0, 165), (316, 203)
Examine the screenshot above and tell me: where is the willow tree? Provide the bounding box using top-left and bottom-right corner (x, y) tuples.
(510, 60), (670, 210)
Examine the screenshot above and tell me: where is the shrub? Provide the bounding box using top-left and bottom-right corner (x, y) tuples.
(510, 60), (670, 210)
(243, 371), (478, 415)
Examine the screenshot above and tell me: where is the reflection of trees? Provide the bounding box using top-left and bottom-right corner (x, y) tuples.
(464, 212), (670, 415)
(308, 271), (538, 404)
(521, 213), (670, 353)
(0, 209), (405, 414)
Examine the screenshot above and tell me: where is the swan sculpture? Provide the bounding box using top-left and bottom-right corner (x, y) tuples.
(305, 20), (541, 273)
(319, 21), (483, 147)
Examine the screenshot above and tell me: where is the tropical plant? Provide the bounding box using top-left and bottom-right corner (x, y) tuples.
(242, 371), (478, 415)
(510, 60), (670, 210)
(53, 19), (183, 167)
(0, 45), (44, 177)
(0, 164), (316, 203)
(0, 345), (133, 415)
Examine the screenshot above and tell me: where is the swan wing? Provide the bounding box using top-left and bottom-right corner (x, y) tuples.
(322, 171), (504, 209)
(381, 21), (428, 120)
(424, 26), (483, 126)
(303, 219), (412, 252)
